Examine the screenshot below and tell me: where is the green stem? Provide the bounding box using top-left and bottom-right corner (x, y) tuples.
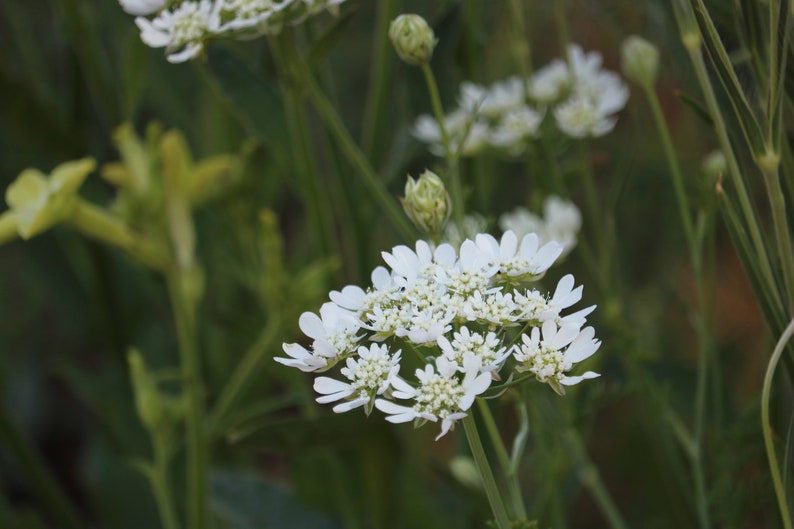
(571, 435), (629, 529)
(578, 142), (610, 291)
(420, 62), (465, 227)
(0, 405), (84, 529)
(476, 399), (527, 520)
(150, 437), (181, 529)
(165, 271), (208, 529)
(762, 316), (794, 529)
(290, 41), (416, 241)
(684, 41), (779, 312)
(644, 79), (713, 529)
(361, 0), (397, 161)
(644, 85), (696, 252)
(759, 153), (794, 312)
(209, 316), (282, 434)
(462, 413), (512, 529)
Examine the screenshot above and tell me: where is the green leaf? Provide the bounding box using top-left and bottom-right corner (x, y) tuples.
(200, 46), (289, 163)
(689, 0), (766, 156)
(210, 471), (342, 529)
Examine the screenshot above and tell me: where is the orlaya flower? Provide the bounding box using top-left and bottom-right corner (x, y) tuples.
(313, 343), (401, 415)
(375, 356), (492, 440)
(513, 320), (600, 395)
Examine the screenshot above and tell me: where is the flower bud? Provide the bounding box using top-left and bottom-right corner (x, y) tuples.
(702, 150), (727, 179)
(401, 169), (451, 236)
(389, 14), (437, 66)
(621, 35), (660, 87)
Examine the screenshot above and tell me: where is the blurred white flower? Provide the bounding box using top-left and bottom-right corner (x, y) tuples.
(119, 0), (166, 15)
(499, 195), (581, 255)
(135, 0), (215, 63)
(528, 59), (570, 103)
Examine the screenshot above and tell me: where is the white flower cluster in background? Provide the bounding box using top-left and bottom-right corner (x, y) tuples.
(499, 195), (582, 256)
(276, 230), (601, 439)
(119, 0), (347, 63)
(413, 44), (629, 156)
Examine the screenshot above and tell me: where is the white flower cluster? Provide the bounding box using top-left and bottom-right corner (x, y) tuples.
(120, 0), (347, 63)
(413, 44), (628, 156)
(276, 230), (601, 439)
(499, 195), (582, 256)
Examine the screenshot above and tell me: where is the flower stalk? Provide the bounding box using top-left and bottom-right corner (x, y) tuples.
(463, 412), (512, 529)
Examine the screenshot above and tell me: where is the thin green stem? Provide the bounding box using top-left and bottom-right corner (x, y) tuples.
(762, 316), (794, 529)
(476, 399), (527, 520)
(209, 316), (282, 434)
(462, 413), (512, 529)
(0, 405), (84, 529)
(684, 43), (779, 311)
(420, 62), (465, 227)
(361, 0), (397, 161)
(759, 154), (794, 312)
(578, 142), (611, 292)
(150, 437), (181, 529)
(644, 79), (713, 529)
(644, 85), (696, 252)
(289, 41), (416, 241)
(165, 271), (208, 529)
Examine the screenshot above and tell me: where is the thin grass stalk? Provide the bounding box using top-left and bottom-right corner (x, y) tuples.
(762, 317), (794, 529)
(462, 413), (512, 529)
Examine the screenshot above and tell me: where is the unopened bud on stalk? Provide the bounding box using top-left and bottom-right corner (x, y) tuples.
(389, 14), (437, 66)
(702, 150), (727, 179)
(401, 169), (451, 236)
(621, 35), (660, 87)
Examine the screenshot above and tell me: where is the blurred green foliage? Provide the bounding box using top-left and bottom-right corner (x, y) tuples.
(0, 0), (787, 528)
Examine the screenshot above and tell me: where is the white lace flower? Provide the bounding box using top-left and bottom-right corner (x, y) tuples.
(476, 230), (562, 280)
(435, 239), (497, 297)
(513, 320), (600, 395)
(413, 110), (489, 157)
(274, 340), (337, 372)
(375, 356), (492, 440)
(459, 77), (525, 118)
(313, 344), (401, 414)
(119, 0), (165, 15)
(499, 196), (581, 256)
(437, 327), (508, 373)
(211, 0), (292, 33)
(299, 302), (362, 356)
(135, 0), (215, 63)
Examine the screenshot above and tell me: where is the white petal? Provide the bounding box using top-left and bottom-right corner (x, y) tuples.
(560, 371), (600, 386)
(299, 311), (326, 340)
(314, 376), (350, 395)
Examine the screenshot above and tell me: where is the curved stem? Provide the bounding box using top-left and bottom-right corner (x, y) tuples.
(762, 317), (794, 529)
(462, 412), (512, 529)
(150, 437), (181, 529)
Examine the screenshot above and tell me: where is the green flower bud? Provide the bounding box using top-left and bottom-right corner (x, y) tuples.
(449, 455), (482, 491)
(621, 35), (660, 87)
(702, 150), (727, 179)
(4, 158), (95, 239)
(400, 169), (451, 236)
(128, 349), (166, 431)
(389, 14), (437, 66)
